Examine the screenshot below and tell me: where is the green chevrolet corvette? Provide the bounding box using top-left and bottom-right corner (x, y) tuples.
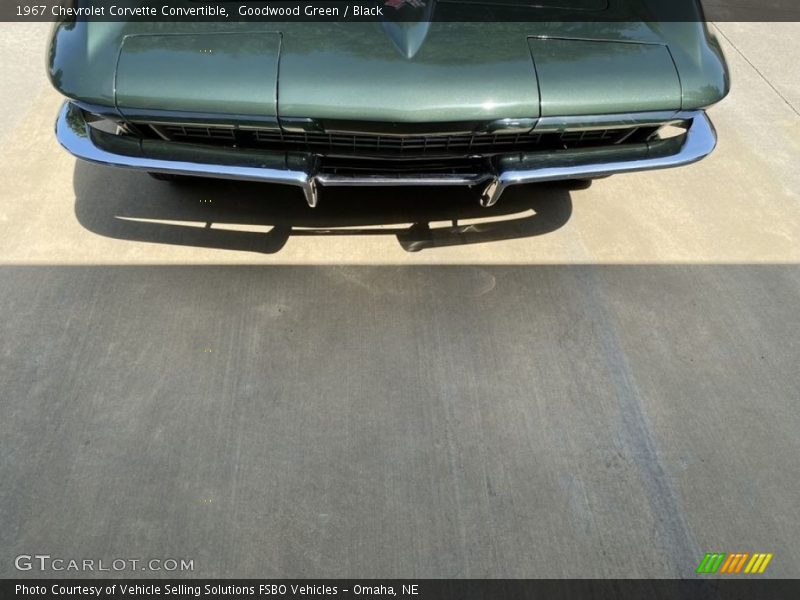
(49, 1), (729, 207)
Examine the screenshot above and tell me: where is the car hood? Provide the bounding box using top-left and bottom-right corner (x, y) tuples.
(49, 8), (728, 125)
(276, 21), (686, 124)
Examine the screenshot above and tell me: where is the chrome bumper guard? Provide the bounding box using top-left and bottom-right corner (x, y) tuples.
(56, 102), (716, 208)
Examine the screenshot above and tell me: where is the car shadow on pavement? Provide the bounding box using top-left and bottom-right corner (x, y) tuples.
(73, 162), (575, 254)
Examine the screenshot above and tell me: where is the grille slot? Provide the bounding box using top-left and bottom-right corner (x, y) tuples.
(161, 124), (236, 141)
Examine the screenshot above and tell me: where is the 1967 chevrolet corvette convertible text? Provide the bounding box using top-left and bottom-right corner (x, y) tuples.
(49, 2), (729, 207)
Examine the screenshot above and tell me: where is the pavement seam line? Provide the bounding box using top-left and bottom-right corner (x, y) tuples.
(712, 23), (800, 119)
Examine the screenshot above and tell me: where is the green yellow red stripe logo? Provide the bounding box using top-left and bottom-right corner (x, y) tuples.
(697, 552), (773, 574)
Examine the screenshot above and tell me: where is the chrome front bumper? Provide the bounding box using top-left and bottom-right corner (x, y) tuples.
(56, 102), (717, 207)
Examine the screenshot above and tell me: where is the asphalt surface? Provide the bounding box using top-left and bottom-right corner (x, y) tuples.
(1, 23), (799, 578)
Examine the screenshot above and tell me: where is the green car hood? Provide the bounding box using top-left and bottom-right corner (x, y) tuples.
(48, 12), (728, 125)
(277, 22), (541, 123)
(277, 22), (687, 122)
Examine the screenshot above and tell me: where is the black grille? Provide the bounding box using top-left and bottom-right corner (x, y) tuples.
(318, 156), (489, 176)
(149, 123), (647, 158)
(252, 130), (627, 155)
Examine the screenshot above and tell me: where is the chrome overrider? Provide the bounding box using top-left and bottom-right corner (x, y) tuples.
(56, 102), (717, 208)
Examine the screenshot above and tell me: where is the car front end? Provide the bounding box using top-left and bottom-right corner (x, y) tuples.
(49, 5), (729, 207)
